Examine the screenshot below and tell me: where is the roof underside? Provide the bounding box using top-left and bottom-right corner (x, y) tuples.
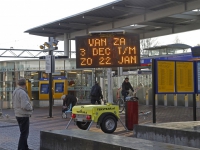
(25, 0), (200, 40)
(144, 43), (192, 50)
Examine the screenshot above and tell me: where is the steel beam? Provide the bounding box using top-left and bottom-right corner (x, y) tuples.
(0, 49), (64, 58)
(29, 32), (55, 37)
(138, 22), (175, 28)
(166, 0), (188, 3)
(58, 22), (87, 29)
(140, 20), (200, 39)
(42, 28), (70, 33)
(82, 16), (113, 22)
(112, 6), (151, 14)
(69, 0), (200, 39)
(170, 14), (200, 19)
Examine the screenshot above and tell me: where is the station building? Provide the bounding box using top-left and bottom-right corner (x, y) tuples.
(0, 44), (197, 109)
(1, 0), (200, 108)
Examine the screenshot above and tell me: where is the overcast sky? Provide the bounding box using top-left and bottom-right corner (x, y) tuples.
(0, 0), (115, 50)
(0, 0), (200, 54)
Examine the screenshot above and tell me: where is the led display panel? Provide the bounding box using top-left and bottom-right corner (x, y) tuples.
(76, 33), (140, 68)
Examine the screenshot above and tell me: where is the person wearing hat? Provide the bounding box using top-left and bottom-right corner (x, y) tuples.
(12, 78), (33, 150)
(121, 77), (134, 101)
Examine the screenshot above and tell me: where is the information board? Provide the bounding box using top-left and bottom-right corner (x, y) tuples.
(176, 61), (194, 93)
(157, 61), (175, 93)
(45, 55), (51, 73)
(45, 55), (55, 73)
(75, 33), (140, 68)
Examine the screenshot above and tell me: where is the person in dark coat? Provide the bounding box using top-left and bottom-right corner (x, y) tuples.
(90, 81), (103, 104)
(121, 77), (134, 101)
(61, 94), (77, 112)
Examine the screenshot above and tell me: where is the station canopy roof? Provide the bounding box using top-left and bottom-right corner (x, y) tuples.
(25, 0), (200, 40)
(144, 43), (192, 50)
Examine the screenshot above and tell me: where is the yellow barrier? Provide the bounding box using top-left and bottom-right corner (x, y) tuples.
(39, 79), (49, 100)
(26, 80), (32, 100)
(53, 79), (68, 99)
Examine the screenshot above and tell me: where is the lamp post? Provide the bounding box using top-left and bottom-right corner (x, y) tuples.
(40, 37), (58, 118)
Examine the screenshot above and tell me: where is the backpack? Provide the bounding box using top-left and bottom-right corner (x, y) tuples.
(91, 85), (98, 97)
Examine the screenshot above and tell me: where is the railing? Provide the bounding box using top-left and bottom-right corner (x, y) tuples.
(0, 48), (64, 58)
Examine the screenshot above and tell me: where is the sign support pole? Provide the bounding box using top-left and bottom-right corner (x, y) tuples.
(46, 37), (56, 118)
(48, 37), (55, 118)
(41, 37), (58, 118)
(107, 68), (113, 103)
(193, 61), (197, 121)
(117, 67), (123, 87)
(49, 50), (53, 118)
(152, 59), (156, 123)
(193, 93), (197, 121)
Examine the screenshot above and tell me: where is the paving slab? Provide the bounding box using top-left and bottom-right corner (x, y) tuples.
(0, 105), (200, 150)
(134, 121), (200, 148)
(40, 129), (200, 150)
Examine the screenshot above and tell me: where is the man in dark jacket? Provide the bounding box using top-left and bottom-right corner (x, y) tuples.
(90, 81), (103, 104)
(121, 77), (134, 101)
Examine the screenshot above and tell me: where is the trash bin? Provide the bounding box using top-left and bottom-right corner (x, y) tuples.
(125, 96), (138, 130)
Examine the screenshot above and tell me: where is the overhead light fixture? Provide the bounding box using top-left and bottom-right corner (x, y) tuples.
(131, 24), (137, 26)
(44, 42), (50, 48)
(83, 70), (92, 72)
(40, 45), (44, 49)
(52, 40), (59, 46)
(39, 38), (59, 50)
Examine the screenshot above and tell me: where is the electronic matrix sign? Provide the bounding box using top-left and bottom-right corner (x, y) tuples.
(76, 33), (140, 68)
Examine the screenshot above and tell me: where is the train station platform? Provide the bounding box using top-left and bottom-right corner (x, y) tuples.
(0, 105), (200, 150)
(134, 121), (200, 148)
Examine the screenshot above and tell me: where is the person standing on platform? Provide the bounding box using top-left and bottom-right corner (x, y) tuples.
(12, 78), (33, 150)
(90, 81), (103, 104)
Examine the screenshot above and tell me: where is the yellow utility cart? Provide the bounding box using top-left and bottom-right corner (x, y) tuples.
(66, 103), (127, 133)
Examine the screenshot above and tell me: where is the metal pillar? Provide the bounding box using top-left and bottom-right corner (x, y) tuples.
(117, 67), (123, 88)
(107, 68), (113, 103)
(48, 37), (54, 118)
(193, 93), (197, 121)
(152, 59), (156, 123)
(64, 33), (69, 57)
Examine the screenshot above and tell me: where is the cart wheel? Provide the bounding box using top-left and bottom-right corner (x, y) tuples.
(76, 121), (91, 130)
(101, 115), (117, 133)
